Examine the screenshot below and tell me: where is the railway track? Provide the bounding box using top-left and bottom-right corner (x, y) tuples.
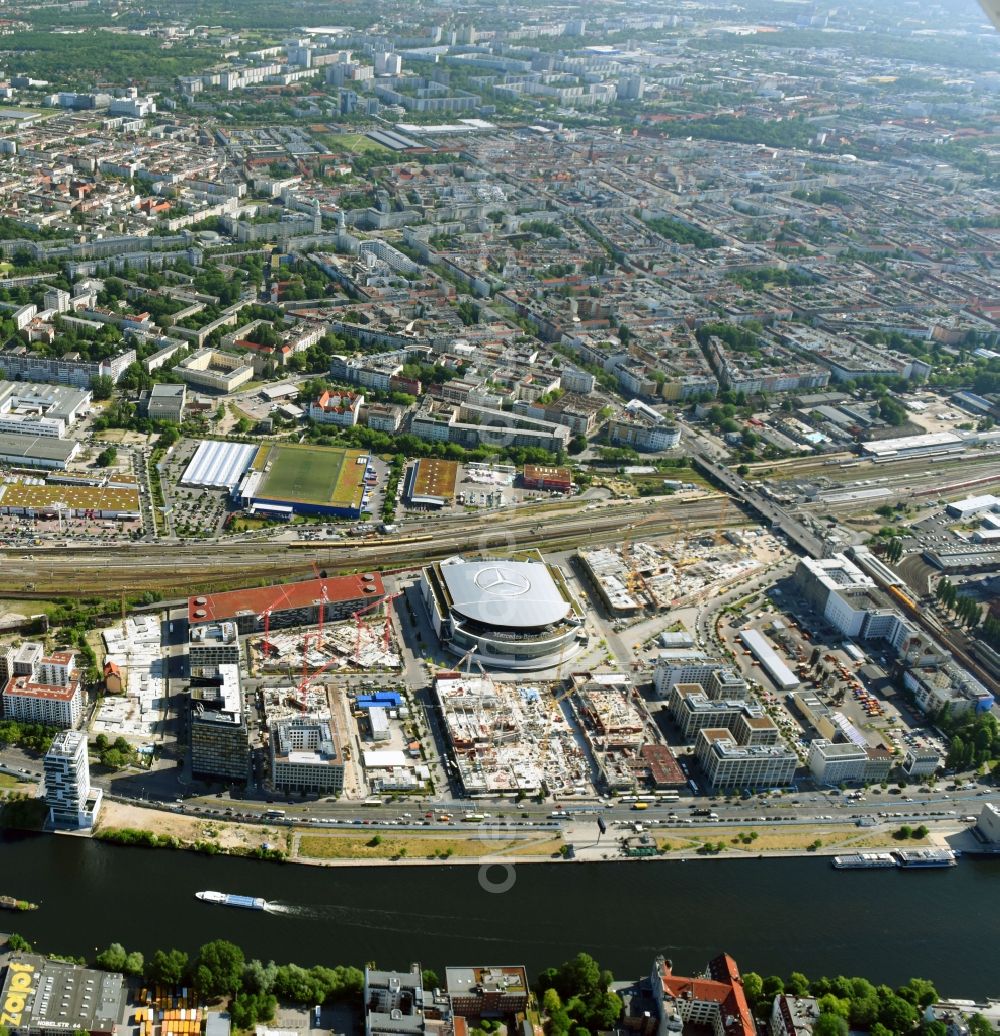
(0, 497), (733, 597)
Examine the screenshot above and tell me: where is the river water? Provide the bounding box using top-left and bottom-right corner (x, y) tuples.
(4, 831), (998, 995)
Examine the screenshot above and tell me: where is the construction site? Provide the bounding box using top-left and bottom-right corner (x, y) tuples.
(248, 569), (401, 677)
(96, 614), (166, 741)
(565, 671), (682, 792)
(577, 526), (777, 618)
(432, 662), (592, 798)
(432, 654), (682, 798)
(255, 618), (401, 676)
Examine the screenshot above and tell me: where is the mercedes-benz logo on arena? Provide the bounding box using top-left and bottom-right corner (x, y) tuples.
(474, 566), (532, 597)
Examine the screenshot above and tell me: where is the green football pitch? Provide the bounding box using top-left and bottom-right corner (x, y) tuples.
(258, 445), (348, 505)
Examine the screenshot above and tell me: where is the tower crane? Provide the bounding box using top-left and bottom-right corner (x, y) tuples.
(257, 583), (292, 659)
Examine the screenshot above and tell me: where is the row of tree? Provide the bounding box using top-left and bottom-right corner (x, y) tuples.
(741, 973), (945, 1036)
(934, 578), (982, 628)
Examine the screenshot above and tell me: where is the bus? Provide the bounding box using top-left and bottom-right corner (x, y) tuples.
(363, 797), (383, 807)
(631, 802), (649, 811)
(688, 779), (700, 796)
(655, 791), (680, 801)
(619, 795), (639, 804)
(263, 809), (285, 819)
(463, 813), (486, 822)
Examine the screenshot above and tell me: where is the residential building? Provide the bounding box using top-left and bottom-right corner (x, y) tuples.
(445, 967), (530, 1017)
(608, 414), (680, 452)
(650, 955), (755, 1036)
(44, 729), (102, 828)
(0, 344), (136, 387)
(2, 649), (82, 728)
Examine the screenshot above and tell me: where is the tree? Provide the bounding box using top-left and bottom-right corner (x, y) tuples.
(422, 970), (441, 991)
(879, 994), (919, 1033)
(898, 979), (938, 1008)
(194, 940), (245, 998)
(91, 375), (114, 400)
(742, 972), (764, 1008)
(850, 996), (881, 1028)
(814, 1015), (849, 1036)
(818, 995), (850, 1020)
(95, 943), (128, 972)
(762, 976), (785, 1001)
(243, 959), (277, 995)
(148, 949), (188, 987)
(124, 952), (144, 976)
(968, 1015), (993, 1036)
(96, 446), (118, 467)
(786, 973), (810, 996)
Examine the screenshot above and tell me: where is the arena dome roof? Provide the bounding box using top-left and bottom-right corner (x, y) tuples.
(440, 559), (570, 630)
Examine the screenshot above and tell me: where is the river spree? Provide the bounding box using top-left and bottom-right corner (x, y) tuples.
(4, 831), (998, 995)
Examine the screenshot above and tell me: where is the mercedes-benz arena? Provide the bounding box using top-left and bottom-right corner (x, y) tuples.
(421, 554), (585, 670)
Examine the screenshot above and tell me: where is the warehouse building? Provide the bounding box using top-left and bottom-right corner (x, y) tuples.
(0, 432), (80, 469)
(405, 457), (458, 508)
(738, 629), (799, 690)
(188, 573), (384, 635)
(0, 955), (125, 1036)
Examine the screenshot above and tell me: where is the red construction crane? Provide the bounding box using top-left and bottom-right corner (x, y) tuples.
(352, 591), (399, 662)
(300, 563), (332, 686)
(257, 583), (292, 659)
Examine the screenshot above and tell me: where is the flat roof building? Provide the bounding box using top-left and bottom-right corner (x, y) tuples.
(3, 650), (82, 729)
(695, 728), (797, 790)
(405, 458), (458, 507)
(0, 432), (80, 469)
(44, 729), (101, 829)
(188, 573), (384, 634)
(445, 967), (529, 1017)
(189, 620), (241, 666)
(189, 664), (248, 782)
(738, 629), (799, 690)
(0, 955), (124, 1036)
(270, 713), (345, 794)
(807, 738), (869, 786)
